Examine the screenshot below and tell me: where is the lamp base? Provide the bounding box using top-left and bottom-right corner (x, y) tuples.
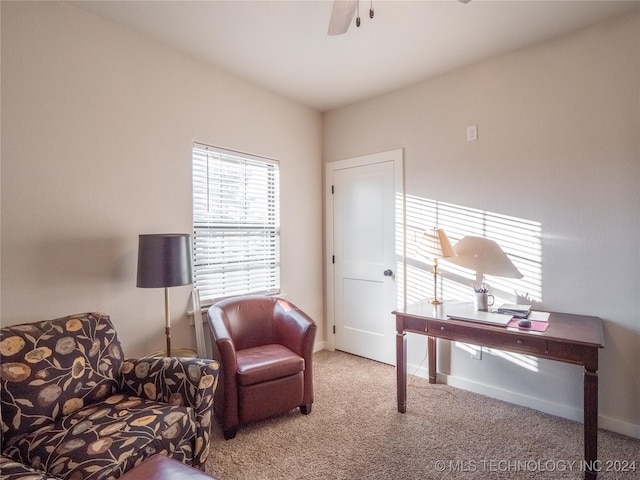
(430, 298), (443, 305)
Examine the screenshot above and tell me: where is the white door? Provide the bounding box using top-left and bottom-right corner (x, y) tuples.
(327, 150), (402, 365)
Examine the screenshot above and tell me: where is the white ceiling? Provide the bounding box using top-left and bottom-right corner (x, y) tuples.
(72, 0), (640, 112)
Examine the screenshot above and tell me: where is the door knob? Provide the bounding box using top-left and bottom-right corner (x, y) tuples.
(383, 269), (393, 277)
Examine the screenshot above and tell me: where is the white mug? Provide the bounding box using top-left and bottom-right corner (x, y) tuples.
(474, 292), (494, 311)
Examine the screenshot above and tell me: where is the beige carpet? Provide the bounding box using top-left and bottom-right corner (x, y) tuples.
(206, 350), (639, 479)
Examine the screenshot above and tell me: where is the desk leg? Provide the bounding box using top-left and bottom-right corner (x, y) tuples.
(584, 356), (598, 480)
(428, 336), (437, 384)
(396, 329), (407, 413)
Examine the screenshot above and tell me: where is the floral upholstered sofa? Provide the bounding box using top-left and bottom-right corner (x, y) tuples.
(0, 312), (219, 480)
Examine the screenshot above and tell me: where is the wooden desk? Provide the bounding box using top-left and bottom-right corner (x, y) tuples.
(394, 301), (604, 480)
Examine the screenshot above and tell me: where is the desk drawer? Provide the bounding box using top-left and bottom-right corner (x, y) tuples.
(426, 321), (548, 356)
(504, 334), (548, 356)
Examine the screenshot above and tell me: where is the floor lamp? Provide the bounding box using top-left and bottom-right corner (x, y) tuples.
(136, 234), (193, 356)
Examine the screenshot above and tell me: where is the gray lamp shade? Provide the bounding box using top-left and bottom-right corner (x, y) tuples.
(136, 234), (193, 288)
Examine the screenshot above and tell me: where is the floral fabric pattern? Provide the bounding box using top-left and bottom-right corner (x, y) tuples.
(2, 395), (195, 480)
(0, 313), (219, 480)
(0, 455), (60, 479)
(119, 357), (218, 467)
(1, 313), (123, 444)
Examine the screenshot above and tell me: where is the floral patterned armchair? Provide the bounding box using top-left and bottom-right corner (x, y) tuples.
(0, 312), (219, 480)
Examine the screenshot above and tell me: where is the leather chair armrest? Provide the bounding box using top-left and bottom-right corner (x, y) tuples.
(207, 307), (238, 373)
(207, 307), (241, 434)
(273, 299), (317, 357)
(272, 299), (317, 408)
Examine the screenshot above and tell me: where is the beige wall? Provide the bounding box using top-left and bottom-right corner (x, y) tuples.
(324, 13), (640, 436)
(0, 2), (324, 355)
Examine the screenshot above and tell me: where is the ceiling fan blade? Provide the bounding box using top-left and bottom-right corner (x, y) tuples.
(328, 0), (357, 36)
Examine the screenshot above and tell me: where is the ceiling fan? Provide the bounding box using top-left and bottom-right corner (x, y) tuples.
(327, 0), (367, 36)
(328, 0), (472, 36)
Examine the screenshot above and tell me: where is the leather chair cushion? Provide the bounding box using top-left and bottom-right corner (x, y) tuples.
(236, 344), (304, 387)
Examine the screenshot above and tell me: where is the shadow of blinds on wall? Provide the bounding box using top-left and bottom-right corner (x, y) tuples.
(402, 194), (542, 307)
(192, 143), (280, 303)
(399, 194), (543, 372)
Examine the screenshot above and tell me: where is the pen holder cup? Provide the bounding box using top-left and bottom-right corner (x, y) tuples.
(474, 292), (494, 311)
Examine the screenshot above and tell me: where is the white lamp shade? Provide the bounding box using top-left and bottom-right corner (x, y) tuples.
(418, 228), (456, 260)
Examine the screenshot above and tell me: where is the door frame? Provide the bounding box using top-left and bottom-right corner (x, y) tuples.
(325, 149), (405, 352)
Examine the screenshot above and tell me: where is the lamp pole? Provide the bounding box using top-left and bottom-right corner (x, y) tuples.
(164, 286), (171, 356)
(431, 258), (443, 305)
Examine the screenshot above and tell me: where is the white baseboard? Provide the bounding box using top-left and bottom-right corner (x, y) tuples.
(599, 414), (640, 439)
(314, 340), (328, 353)
(407, 361), (640, 440)
(443, 373), (583, 422)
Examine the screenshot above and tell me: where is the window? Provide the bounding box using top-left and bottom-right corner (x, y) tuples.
(192, 143), (280, 303)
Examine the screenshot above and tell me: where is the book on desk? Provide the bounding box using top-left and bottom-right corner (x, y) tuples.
(445, 303), (550, 328)
(445, 303), (513, 326)
(496, 303), (531, 318)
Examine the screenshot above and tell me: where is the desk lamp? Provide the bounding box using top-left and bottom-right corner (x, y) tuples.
(137, 234), (193, 356)
(418, 228), (456, 304)
(445, 236), (523, 287)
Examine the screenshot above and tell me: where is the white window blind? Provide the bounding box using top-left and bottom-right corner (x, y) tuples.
(192, 143), (280, 303)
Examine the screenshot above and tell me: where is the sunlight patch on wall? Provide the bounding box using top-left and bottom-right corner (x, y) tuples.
(485, 348), (539, 372)
(402, 194), (542, 306)
(397, 194), (543, 373)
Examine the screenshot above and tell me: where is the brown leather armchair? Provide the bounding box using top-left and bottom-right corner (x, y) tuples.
(207, 295), (317, 440)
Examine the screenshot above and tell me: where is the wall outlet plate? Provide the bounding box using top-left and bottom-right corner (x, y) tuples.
(467, 124), (478, 141)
